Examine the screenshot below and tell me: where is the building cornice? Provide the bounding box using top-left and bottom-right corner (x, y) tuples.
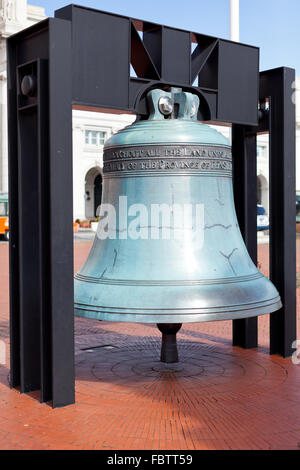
(0, 1), (46, 38)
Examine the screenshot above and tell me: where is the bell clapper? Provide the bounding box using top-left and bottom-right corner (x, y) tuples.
(157, 323), (182, 364)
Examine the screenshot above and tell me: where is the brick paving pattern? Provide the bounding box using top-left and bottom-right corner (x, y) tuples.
(0, 240), (299, 450)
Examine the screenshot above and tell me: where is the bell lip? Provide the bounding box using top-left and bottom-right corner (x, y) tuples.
(74, 297), (282, 323)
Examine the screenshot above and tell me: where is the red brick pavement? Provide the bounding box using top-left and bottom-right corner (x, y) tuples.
(0, 240), (299, 450)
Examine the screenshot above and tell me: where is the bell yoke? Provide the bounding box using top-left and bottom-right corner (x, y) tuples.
(74, 88), (281, 363)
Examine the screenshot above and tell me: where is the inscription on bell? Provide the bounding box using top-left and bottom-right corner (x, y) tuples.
(103, 145), (232, 176)
(108, 146), (231, 160)
(104, 159), (232, 172)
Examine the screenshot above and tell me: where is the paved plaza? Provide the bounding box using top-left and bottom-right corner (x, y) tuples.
(0, 239), (299, 450)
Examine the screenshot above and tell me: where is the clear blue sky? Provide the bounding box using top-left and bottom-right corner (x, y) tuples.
(29, 0), (300, 75)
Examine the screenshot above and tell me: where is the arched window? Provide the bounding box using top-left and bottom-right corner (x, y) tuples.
(85, 167), (103, 219)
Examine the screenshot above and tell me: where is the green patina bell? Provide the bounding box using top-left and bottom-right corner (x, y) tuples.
(74, 88), (281, 363)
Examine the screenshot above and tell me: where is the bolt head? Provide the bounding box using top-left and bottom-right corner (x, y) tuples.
(158, 96), (173, 116)
(21, 75), (37, 97)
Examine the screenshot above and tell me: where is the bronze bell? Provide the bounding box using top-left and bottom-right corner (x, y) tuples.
(74, 88), (281, 363)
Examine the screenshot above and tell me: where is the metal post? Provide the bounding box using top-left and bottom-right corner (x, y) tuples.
(7, 19), (75, 407)
(7, 34), (20, 389)
(267, 68), (297, 357)
(232, 125), (258, 348)
(234, 67), (297, 357)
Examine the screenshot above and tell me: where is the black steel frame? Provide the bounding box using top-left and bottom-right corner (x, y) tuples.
(6, 5), (296, 407)
(232, 68), (296, 355)
(8, 18), (74, 407)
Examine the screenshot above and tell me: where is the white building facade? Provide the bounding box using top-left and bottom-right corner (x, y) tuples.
(0, 0), (45, 194)
(72, 110), (134, 220)
(0, 1), (299, 221)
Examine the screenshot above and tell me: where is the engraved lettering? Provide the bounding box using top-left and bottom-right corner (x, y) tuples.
(104, 145), (232, 176)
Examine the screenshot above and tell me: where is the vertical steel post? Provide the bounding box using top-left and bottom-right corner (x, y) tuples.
(233, 68), (297, 356)
(232, 125), (258, 348)
(7, 19), (75, 407)
(7, 35), (20, 389)
(48, 21), (75, 406)
(268, 68), (297, 357)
